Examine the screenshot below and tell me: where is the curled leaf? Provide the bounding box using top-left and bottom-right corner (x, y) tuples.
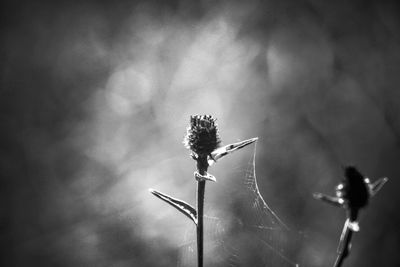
(347, 220), (360, 232)
(367, 177), (388, 196)
(149, 188), (197, 225)
(208, 137), (258, 165)
(194, 171), (216, 182)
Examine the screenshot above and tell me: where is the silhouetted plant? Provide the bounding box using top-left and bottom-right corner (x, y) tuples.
(149, 115), (257, 267)
(314, 166), (388, 267)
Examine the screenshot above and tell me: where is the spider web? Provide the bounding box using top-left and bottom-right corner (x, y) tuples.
(177, 143), (301, 267)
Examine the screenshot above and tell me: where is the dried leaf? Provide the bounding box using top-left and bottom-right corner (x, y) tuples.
(149, 188), (197, 225)
(208, 137), (258, 165)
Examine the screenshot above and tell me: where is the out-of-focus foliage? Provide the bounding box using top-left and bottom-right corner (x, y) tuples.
(1, 0), (400, 266)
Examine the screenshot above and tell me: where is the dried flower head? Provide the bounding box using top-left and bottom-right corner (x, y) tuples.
(183, 115), (221, 158)
(341, 166), (369, 210)
(314, 165), (388, 225)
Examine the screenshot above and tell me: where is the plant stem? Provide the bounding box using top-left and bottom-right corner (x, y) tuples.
(196, 156), (208, 267)
(334, 220), (353, 267)
(197, 180), (205, 267)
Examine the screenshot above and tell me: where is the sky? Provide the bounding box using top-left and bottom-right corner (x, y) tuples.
(1, 0), (400, 266)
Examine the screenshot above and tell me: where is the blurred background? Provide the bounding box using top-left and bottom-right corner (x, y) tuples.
(1, 0), (400, 266)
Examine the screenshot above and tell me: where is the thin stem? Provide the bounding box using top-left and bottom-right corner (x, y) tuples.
(196, 156), (208, 267)
(197, 180), (205, 267)
(334, 220), (354, 267)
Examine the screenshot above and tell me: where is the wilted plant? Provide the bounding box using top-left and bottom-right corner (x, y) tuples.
(314, 166), (388, 267)
(149, 115), (257, 267)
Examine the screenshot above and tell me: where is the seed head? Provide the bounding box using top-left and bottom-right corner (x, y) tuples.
(341, 166), (369, 209)
(183, 115), (221, 159)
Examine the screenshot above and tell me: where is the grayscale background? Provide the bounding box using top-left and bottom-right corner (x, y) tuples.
(1, 0), (400, 266)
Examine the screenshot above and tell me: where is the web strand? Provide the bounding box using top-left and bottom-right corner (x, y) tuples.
(178, 143), (300, 266)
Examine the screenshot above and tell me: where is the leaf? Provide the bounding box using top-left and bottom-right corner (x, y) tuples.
(313, 192), (344, 207)
(208, 137), (258, 165)
(194, 171), (217, 182)
(149, 188), (197, 225)
(367, 177), (388, 196)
